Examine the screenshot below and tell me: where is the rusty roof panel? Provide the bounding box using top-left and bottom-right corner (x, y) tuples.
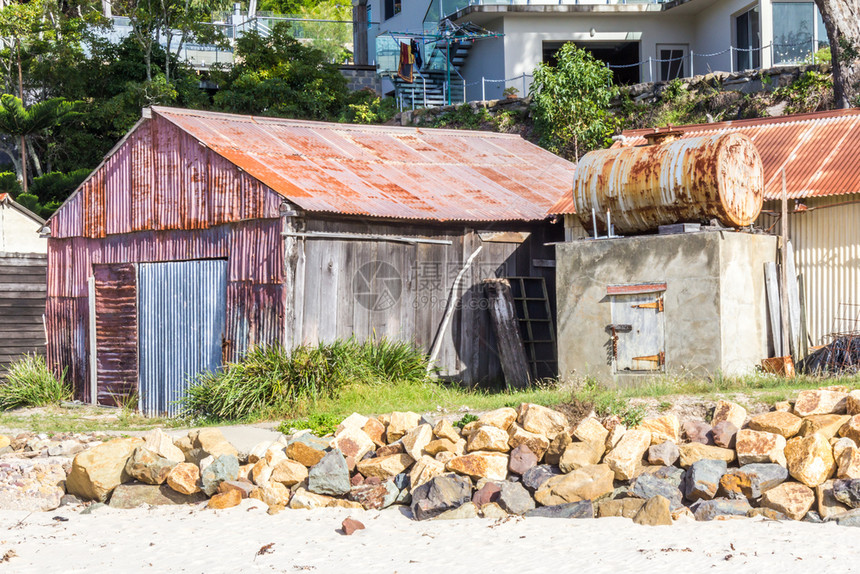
(614, 109), (860, 203)
(151, 106), (574, 222)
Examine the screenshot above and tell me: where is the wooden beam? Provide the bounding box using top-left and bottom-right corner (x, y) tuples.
(484, 278), (531, 390)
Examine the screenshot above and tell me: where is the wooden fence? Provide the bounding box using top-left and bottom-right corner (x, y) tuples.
(0, 253), (47, 372)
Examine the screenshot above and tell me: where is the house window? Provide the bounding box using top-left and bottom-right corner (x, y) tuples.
(773, 2), (829, 64)
(657, 44), (687, 81)
(383, 0), (401, 20)
(735, 6), (761, 71)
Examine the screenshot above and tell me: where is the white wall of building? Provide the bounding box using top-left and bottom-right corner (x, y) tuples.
(0, 203), (46, 254)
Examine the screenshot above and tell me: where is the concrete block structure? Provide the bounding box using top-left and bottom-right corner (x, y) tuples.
(556, 231), (777, 385)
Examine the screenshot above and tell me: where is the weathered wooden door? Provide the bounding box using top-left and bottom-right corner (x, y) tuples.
(137, 260), (227, 416)
(611, 291), (665, 372)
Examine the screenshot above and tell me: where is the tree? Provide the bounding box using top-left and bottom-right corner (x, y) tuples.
(530, 43), (616, 160)
(814, 0), (860, 107)
(0, 95), (78, 194)
(212, 21), (348, 120)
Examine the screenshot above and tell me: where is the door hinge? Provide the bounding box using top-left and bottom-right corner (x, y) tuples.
(631, 297), (664, 312)
(632, 351), (665, 366)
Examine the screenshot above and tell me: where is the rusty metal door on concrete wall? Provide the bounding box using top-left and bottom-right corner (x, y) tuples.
(610, 286), (665, 372)
(138, 260), (227, 416)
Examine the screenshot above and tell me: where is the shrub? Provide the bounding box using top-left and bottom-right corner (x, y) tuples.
(0, 354), (71, 410)
(180, 338), (433, 421)
(0, 172), (20, 197)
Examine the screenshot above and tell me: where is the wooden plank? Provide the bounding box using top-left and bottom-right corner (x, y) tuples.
(484, 278), (530, 389)
(300, 240), (323, 342)
(317, 240), (341, 342)
(784, 240), (802, 360)
(764, 261), (783, 357)
(779, 171), (791, 360)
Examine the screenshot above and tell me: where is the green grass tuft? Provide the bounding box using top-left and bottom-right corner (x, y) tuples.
(0, 354), (72, 411)
(180, 338), (435, 422)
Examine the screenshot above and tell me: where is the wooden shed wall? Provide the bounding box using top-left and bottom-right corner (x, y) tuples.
(0, 253), (47, 370)
(287, 216), (561, 384)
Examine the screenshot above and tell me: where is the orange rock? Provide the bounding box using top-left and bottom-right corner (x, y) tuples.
(208, 489), (242, 509)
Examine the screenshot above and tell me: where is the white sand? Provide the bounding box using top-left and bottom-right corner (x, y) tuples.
(0, 501), (856, 573)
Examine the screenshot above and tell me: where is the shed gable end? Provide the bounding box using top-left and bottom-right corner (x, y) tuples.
(51, 115), (283, 239)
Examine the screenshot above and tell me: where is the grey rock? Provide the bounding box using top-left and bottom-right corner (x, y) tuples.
(525, 500), (594, 519)
(287, 433), (331, 452)
(497, 481), (535, 515)
(60, 494), (84, 507)
(108, 482), (207, 509)
(200, 454), (239, 496)
(522, 465), (561, 492)
(125, 447), (177, 485)
(183, 448), (209, 466)
(631, 472), (683, 510)
(830, 508), (860, 527)
(802, 510), (824, 523)
(648, 441), (680, 466)
(725, 463), (789, 499)
(684, 459), (727, 502)
(833, 479), (860, 509)
(393, 472), (410, 491)
(652, 466), (685, 488)
(410, 474), (473, 521)
(80, 502), (107, 514)
(308, 449), (350, 497)
(692, 498), (752, 521)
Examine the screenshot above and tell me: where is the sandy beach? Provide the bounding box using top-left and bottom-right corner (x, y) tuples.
(1, 501), (858, 574)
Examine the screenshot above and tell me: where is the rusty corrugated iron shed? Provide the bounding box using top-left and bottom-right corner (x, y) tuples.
(149, 106), (574, 222)
(551, 109), (860, 214)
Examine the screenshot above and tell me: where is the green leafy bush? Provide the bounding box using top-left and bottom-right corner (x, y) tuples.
(277, 413), (341, 436)
(454, 413), (479, 428)
(0, 172), (20, 197)
(0, 355), (71, 410)
(181, 338), (433, 421)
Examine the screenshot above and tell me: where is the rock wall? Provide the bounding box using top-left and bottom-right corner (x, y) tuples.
(339, 65), (381, 95)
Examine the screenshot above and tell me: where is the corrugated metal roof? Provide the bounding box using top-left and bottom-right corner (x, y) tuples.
(616, 109), (860, 202)
(150, 106), (574, 222)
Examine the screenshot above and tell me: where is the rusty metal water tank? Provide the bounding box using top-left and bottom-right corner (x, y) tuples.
(573, 131), (764, 234)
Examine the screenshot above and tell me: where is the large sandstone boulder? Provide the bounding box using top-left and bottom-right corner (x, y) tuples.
(143, 428), (184, 462)
(478, 408), (518, 431)
(284, 440), (326, 468)
(109, 483), (207, 508)
(846, 390), (860, 416)
(793, 389), (848, 417)
(401, 424), (434, 460)
(466, 426), (510, 453)
(166, 462), (201, 495)
(271, 459), (308, 486)
(760, 482), (815, 520)
(194, 429), (239, 458)
(330, 427), (376, 461)
(534, 464), (614, 506)
(433, 419), (461, 443)
(446, 452), (508, 481)
(507, 425), (550, 460)
(124, 447), (177, 485)
(784, 433), (836, 488)
(799, 414), (851, 439)
(633, 495), (673, 526)
(66, 437), (143, 502)
(839, 414), (860, 444)
(678, 443), (736, 468)
(387, 412), (422, 442)
(357, 453), (414, 480)
(815, 479), (850, 519)
(559, 441), (603, 473)
(748, 411), (802, 439)
(837, 446), (860, 479)
(735, 429), (787, 466)
(637, 415), (680, 445)
(572, 418), (609, 447)
(517, 403), (568, 440)
(604, 429), (651, 480)
(711, 401), (747, 429)
(410, 455), (446, 490)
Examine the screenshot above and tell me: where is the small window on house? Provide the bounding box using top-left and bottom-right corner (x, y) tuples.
(735, 6), (761, 71)
(773, 2), (828, 64)
(657, 44), (687, 81)
(384, 0), (401, 20)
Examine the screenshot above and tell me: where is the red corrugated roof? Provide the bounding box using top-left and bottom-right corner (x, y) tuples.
(151, 107), (574, 222)
(617, 109), (860, 202)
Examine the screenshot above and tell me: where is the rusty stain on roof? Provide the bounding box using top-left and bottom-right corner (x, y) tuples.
(617, 109), (860, 202)
(151, 106), (574, 222)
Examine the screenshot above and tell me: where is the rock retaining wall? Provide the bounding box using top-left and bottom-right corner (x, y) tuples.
(4, 386), (860, 527)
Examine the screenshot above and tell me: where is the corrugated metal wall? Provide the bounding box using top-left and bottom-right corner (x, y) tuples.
(93, 264), (138, 405)
(47, 114), (285, 401)
(139, 260), (227, 416)
(759, 193), (860, 345)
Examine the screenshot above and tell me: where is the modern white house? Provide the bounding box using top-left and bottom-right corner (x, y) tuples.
(365, 0), (830, 103)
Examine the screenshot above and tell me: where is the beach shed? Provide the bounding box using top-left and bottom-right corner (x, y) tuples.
(45, 106), (573, 414)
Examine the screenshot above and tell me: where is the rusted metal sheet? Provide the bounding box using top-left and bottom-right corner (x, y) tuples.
(611, 109), (860, 202)
(45, 296), (89, 401)
(93, 264), (138, 406)
(145, 106), (573, 222)
(573, 132), (764, 234)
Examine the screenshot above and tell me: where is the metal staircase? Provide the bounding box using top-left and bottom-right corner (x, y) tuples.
(387, 38), (474, 110)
